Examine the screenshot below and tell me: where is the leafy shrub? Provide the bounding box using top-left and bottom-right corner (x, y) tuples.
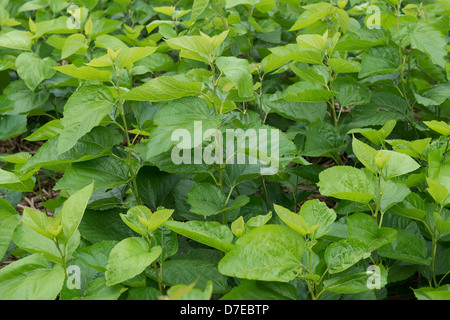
(0, 0), (449, 300)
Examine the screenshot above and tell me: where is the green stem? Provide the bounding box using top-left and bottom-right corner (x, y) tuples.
(261, 177), (270, 212)
(431, 232), (438, 288)
(54, 238), (67, 277)
(114, 70), (142, 205)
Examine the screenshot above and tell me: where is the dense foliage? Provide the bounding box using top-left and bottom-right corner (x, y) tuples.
(0, 0), (449, 300)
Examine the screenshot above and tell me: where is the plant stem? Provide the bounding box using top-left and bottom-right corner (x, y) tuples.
(114, 71), (142, 205)
(261, 177), (270, 211)
(54, 238), (67, 277)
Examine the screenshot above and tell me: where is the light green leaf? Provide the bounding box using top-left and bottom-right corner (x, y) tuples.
(53, 64), (112, 81)
(328, 58), (361, 73)
(123, 76), (202, 101)
(300, 199), (337, 239)
(0, 30), (32, 51)
(274, 204), (309, 235)
(216, 56), (253, 98)
(59, 183), (94, 244)
(15, 52), (57, 91)
(0, 254), (65, 300)
(317, 166), (376, 204)
(0, 209), (19, 259)
(409, 22), (447, 68)
(61, 33), (87, 59)
(325, 238), (370, 274)
(218, 225), (305, 282)
(105, 237), (162, 286)
(164, 220), (234, 252)
(118, 46), (157, 69)
(424, 120), (450, 136)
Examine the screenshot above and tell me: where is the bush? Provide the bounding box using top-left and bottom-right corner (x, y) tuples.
(0, 0), (449, 300)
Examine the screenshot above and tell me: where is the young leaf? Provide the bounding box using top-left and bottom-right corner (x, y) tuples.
(164, 220), (234, 252)
(317, 166), (376, 204)
(106, 237), (162, 286)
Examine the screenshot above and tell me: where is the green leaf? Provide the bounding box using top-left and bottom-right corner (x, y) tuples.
(165, 31), (228, 63)
(54, 157), (129, 192)
(57, 85), (115, 154)
(75, 240), (118, 272)
(75, 277), (127, 300)
(0, 209), (19, 259)
(164, 220), (234, 252)
(123, 76), (202, 101)
(21, 207), (58, 240)
(105, 237), (162, 286)
(274, 204), (309, 235)
(59, 183), (94, 243)
(190, 0), (209, 22)
(300, 199), (337, 239)
(15, 52), (57, 91)
(218, 225), (305, 282)
(289, 2), (331, 31)
(147, 259), (228, 293)
(426, 178), (450, 206)
(347, 213), (397, 251)
(0, 254), (65, 300)
(424, 120), (450, 136)
(290, 64), (329, 86)
(328, 58), (361, 73)
(266, 100), (327, 123)
(53, 64), (112, 81)
(221, 280), (297, 300)
(409, 22), (447, 68)
(79, 208), (134, 243)
(23, 126), (120, 171)
(318, 166), (376, 204)
(118, 46), (157, 69)
(269, 45), (324, 64)
(216, 56), (253, 98)
(333, 76), (370, 107)
(358, 46), (399, 78)
(352, 137), (420, 178)
(324, 265), (387, 293)
(0, 115), (27, 140)
(187, 183), (227, 217)
(297, 33), (327, 51)
(61, 33), (87, 59)
(142, 96), (220, 160)
(378, 229), (431, 265)
(325, 238), (370, 274)
(0, 30), (32, 51)
(25, 119), (64, 142)
(303, 121), (345, 157)
(414, 285), (450, 300)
